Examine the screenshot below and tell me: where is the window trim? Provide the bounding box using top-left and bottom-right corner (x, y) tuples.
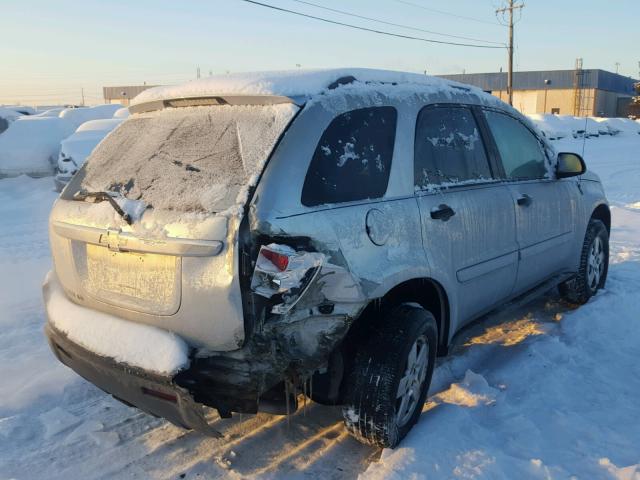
(412, 103), (499, 194)
(300, 105), (398, 208)
(479, 106), (552, 182)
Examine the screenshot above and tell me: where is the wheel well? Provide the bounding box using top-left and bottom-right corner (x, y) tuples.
(347, 278), (450, 356)
(591, 204), (611, 235)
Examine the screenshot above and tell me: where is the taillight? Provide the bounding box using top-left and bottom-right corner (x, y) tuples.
(251, 244), (324, 314)
(260, 247), (290, 271)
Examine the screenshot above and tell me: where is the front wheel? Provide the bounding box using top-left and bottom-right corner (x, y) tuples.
(560, 219), (609, 304)
(341, 304), (437, 448)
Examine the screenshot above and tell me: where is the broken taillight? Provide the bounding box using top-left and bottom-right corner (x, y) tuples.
(251, 243), (324, 314)
(260, 247), (290, 271)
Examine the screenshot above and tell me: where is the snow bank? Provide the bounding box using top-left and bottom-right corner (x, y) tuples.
(528, 114), (640, 140)
(132, 68), (482, 105)
(43, 272), (190, 376)
(526, 113), (572, 139)
(0, 116), (76, 176)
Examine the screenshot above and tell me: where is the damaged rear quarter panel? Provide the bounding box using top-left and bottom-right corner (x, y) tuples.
(243, 92), (431, 383)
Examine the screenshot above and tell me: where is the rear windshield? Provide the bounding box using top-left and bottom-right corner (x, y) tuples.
(76, 104), (298, 213)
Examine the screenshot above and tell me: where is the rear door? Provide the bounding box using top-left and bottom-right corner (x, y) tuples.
(414, 105), (519, 324)
(300, 105), (426, 294)
(482, 109), (575, 294)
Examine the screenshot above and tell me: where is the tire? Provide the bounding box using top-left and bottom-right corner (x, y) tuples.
(341, 304), (437, 448)
(560, 219), (609, 304)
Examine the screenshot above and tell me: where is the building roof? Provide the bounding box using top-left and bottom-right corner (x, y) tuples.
(438, 69), (638, 95)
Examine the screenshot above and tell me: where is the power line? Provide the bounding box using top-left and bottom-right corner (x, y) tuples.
(392, 0), (504, 26)
(239, 0), (505, 48)
(288, 0), (503, 45)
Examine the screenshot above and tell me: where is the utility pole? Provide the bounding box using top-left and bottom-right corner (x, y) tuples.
(615, 62), (620, 74)
(496, 1), (524, 106)
(81, 88), (85, 106)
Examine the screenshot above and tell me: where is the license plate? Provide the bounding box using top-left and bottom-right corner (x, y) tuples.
(78, 243), (181, 315)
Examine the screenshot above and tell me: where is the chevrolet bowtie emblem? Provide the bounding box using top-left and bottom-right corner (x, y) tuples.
(100, 229), (126, 252)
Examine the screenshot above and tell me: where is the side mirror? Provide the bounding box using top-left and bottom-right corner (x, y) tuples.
(556, 152), (586, 179)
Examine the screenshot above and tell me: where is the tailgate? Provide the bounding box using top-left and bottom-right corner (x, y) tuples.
(49, 201), (246, 351)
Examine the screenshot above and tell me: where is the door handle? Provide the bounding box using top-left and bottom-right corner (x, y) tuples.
(516, 194), (532, 207)
(430, 204), (455, 221)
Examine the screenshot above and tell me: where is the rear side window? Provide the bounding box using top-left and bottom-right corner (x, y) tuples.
(301, 107), (397, 207)
(483, 110), (547, 180)
(414, 106), (492, 189)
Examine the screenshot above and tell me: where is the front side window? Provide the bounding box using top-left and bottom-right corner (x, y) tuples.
(484, 110), (548, 180)
(301, 107), (397, 207)
(414, 106), (492, 190)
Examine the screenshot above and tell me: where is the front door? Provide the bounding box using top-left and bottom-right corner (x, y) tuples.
(414, 105), (519, 325)
(482, 109), (575, 294)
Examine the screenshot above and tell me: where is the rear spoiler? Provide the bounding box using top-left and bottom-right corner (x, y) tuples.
(129, 95), (304, 114)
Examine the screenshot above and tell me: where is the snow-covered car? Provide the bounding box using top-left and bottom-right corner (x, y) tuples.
(0, 116), (76, 177)
(0, 106), (23, 135)
(59, 104), (123, 130)
(3, 105), (36, 116)
(43, 69), (610, 448)
(54, 118), (124, 191)
(34, 107), (66, 118)
(112, 107), (130, 119)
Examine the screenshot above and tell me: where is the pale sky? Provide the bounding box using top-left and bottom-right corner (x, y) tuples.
(2, 0), (638, 105)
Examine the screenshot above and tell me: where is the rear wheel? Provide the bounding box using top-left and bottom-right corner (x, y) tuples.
(341, 304), (437, 448)
(560, 219), (609, 304)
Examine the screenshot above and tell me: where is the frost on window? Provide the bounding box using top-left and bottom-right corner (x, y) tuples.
(414, 106), (493, 189)
(78, 104), (298, 213)
(302, 106), (397, 207)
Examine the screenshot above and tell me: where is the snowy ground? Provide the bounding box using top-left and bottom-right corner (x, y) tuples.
(1, 134), (639, 479)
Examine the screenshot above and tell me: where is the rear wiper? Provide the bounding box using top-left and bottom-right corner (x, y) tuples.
(73, 190), (132, 225)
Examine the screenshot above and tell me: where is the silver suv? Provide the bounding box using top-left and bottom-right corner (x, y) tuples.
(44, 69), (610, 448)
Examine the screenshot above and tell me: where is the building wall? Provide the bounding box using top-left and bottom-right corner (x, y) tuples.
(491, 88), (593, 116)
(103, 85), (156, 106)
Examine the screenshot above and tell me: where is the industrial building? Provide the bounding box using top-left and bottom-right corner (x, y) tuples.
(102, 85), (157, 106)
(439, 66), (638, 117)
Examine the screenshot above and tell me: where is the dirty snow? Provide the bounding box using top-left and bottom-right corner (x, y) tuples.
(44, 271), (189, 375)
(0, 129), (639, 479)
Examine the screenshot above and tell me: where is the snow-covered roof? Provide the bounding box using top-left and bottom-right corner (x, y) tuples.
(75, 118), (123, 133)
(132, 68), (478, 106)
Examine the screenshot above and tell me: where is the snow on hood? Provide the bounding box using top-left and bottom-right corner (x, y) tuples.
(132, 68), (485, 105)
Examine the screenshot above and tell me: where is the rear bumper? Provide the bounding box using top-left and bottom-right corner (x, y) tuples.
(45, 323), (222, 437)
